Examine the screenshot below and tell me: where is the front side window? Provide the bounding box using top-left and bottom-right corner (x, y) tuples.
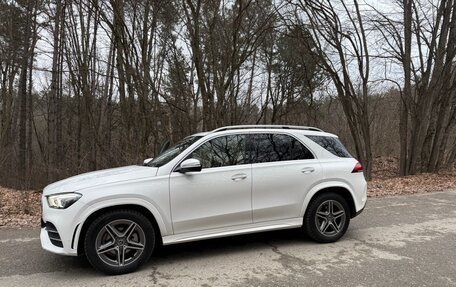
(187, 134), (248, 169)
(250, 133), (314, 163)
(148, 136), (202, 167)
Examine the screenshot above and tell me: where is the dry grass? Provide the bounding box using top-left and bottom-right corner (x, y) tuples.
(0, 187), (41, 228)
(369, 172), (456, 197)
(1, 157), (455, 228)
(369, 156), (456, 197)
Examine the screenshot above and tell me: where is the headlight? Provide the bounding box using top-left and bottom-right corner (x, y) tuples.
(47, 193), (82, 209)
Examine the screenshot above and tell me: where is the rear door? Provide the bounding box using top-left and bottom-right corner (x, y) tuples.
(250, 133), (322, 223)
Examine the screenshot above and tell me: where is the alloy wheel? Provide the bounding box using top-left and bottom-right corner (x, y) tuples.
(314, 200), (346, 236)
(95, 219), (146, 267)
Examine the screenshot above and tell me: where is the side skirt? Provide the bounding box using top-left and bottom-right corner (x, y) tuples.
(162, 217), (303, 245)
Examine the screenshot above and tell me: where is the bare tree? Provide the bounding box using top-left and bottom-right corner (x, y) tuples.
(0, 1), (23, 153)
(287, 0), (374, 179)
(47, 0), (65, 181)
(373, 0), (456, 175)
(181, 0), (275, 130)
(18, 0), (34, 184)
(1, 0), (455, 189)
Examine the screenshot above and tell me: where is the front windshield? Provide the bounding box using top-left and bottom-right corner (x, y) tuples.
(147, 136), (202, 167)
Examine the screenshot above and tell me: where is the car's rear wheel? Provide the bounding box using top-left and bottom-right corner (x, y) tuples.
(84, 210), (155, 275)
(303, 192), (350, 243)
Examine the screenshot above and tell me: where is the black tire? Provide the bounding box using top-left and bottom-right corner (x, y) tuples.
(303, 192), (350, 243)
(84, 209), (155, 275)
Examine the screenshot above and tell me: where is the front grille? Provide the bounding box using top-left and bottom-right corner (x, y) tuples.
(45, 222), (63, 248)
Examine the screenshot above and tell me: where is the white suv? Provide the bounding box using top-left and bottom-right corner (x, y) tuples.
(41, 125), (367, 274)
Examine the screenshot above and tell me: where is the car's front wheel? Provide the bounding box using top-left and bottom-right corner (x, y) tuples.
(303, 192), (350, 243)
(84, 209), (155, 275)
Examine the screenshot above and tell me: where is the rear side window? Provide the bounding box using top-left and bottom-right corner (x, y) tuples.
(250, 134), (314, 163)
(306, 135), (352, 158)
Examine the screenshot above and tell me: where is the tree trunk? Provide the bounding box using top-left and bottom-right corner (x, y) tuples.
(18, 0), (33, 187)
(48, 0), (63, 181)
(400, 0), (412, 176)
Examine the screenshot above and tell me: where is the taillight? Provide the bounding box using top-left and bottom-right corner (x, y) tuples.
(352, 162), (363, 173)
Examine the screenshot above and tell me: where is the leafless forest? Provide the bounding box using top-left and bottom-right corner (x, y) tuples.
(1, 0), (456, 189)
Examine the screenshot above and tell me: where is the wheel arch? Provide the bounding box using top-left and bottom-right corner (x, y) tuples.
(301, 184), (357, 219)
(76, 204), (164, 256)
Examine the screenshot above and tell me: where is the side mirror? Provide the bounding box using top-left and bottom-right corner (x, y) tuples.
(143, 158), (153, 165)
(176, 158), (202, 173)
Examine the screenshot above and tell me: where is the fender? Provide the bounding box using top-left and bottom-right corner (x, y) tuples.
(72, 197), (170, 252)
(299, 180), (356, 218)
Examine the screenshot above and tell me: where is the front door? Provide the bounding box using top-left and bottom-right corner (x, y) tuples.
(170, 134), (252, 234)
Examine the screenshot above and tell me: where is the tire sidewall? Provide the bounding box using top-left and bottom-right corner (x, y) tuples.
(84, 210), (155, 275)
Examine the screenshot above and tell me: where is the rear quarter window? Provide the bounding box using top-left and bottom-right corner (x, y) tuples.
(306, 135), (352, 158)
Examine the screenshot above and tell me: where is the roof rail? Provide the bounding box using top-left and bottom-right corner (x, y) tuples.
(211, 125), (324, 133)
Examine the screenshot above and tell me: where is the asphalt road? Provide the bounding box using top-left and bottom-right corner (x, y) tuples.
(1, 190), (456, 287)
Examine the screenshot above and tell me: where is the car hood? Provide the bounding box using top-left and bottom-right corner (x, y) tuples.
(43, 165), (158, 195)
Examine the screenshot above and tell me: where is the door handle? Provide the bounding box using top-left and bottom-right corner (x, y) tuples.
(301, 167), (315, 174)
(231, 173), (247, 181)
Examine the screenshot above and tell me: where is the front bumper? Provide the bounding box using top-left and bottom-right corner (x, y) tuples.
(40, 195), (84, 256)
(40, 228), (77, 256)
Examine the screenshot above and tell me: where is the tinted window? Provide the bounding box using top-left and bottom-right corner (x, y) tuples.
(187, 135), (248, 168)
(250, 134), (314, 163)
(306, 135), (352, 158)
